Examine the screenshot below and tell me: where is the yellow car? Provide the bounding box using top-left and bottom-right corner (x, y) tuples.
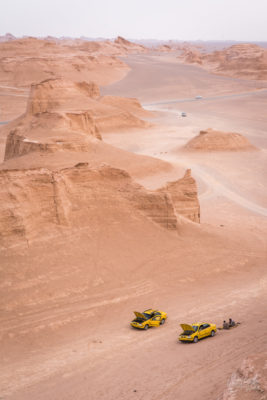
(179, 322), (217, 343)
(131, 309), (167, 330)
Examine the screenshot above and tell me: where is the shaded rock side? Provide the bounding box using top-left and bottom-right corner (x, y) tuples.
(160, 169), (200, 223)
(0, 165), (200, 248)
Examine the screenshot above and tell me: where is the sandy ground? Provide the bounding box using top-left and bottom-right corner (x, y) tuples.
(1, 54), (267, 400)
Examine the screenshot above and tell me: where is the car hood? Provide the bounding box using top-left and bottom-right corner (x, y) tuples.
(180, 323), (195, 333)
(134, 311), (146, 320)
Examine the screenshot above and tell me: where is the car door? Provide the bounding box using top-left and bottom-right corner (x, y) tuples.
(198, 324), (206, 338)
(149, 316), (161, 327)
(201, 324), (210, 338)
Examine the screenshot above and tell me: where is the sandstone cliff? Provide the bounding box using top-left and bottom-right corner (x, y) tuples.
(0, 164), (199, 249)
(180, 43), (267, 80)
(160, 169), (200, 223)
(3, 78), (150, 161)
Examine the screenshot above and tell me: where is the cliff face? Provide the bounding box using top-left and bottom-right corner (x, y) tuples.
(0, 165), (199, 249)
(180, 43), (267, 80)
(3, 78), (150, 161)
(27, 79), (100, 115)
(161, 169), (200, 223)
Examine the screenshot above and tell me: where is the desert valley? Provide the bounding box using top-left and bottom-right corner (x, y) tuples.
(0, 34), (267, 400)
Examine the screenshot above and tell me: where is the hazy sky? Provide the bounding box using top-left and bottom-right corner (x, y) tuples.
(1, 0), (267, 41)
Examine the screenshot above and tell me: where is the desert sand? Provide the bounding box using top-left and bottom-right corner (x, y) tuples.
(0, 39), (267, 400)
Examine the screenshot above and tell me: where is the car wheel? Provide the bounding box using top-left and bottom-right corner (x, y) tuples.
(144, 324), (149, 330)
(211, 330), (215, 337)
(193, 336), (198, 343)
(160, 318), (165, 325)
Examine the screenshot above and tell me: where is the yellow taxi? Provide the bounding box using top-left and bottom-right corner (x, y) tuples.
(179, 322), (217, 343)
(131, 309), (167, 330)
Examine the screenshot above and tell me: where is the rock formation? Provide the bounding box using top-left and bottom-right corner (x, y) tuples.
(184, 129), (256, 151)
(0, 164), (200, 249)
(181, 49), (203, 65)
(0, 37), (130, 88)
(221, 353), (267, 400)
(3, 78), (150, 160)
(160, 169), (200, 223)
(180, 43), (267, 80)
(207, 44), (267, 80)
(114, 36), (147, 53)
(0, 71), (201, 249)
(0, 32), (16, 42)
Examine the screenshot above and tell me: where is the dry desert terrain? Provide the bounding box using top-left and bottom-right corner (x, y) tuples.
(0, 39), (267, 400)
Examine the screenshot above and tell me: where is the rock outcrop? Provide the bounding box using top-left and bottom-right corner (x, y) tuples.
(182, 49), (203, 65)
(0, 164), (199, 248)
(185, 129), (256, 151)
(0, 37), (130, 88)
(114, 36), (147, 53)
(0, 33), (16, 42)
(160, 169), (200, 223)
(180, 43), (267, 80)
(3, 78), (150, 160)
(27, 79), (100, 115)
(221, 353), (267, 400)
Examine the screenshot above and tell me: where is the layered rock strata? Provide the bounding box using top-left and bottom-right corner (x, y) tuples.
(0, 165), (200, 249)
(185, 129), (256, 151)
(3, 78), (150, 160)
(180, 43), (267, 80)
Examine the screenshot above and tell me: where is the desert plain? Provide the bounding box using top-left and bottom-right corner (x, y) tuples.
(0, 37), (267, 400)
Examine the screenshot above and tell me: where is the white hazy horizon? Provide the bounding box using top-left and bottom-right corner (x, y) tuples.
(1, 0), (267, 42)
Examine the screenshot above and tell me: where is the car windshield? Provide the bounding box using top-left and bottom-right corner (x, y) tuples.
(192, 325), (199, 332)
(143, 313), (152, 319)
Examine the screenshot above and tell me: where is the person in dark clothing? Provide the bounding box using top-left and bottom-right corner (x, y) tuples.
(223, 320), (229, 329)
(229, 318), (236, 327)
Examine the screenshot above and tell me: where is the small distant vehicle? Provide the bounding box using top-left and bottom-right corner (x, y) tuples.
(195, 95), (203, 99)
(181, 112), (187, 117)
(131, 309), (167, 330)
(179, 322), (217, 343)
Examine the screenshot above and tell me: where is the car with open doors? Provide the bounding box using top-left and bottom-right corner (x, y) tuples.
(131, 309), (167, 330)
